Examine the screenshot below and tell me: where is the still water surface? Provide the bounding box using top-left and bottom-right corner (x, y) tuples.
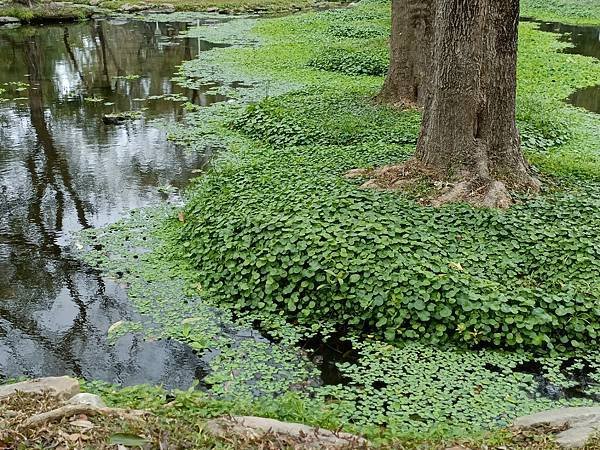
(0, 19), (225, 388)
(537, 21), (600, 114)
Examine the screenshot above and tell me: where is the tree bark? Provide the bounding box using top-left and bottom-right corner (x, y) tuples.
(13, 0), (35, 7)
(376, 0), (433, 106)
(414, 0), (539, 205)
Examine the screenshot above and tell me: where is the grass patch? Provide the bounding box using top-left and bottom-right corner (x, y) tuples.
(521, 0), (600, 25)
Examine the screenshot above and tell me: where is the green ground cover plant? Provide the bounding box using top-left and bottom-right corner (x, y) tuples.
(174, 0), (600, 350)
(72, 0), (600, 445)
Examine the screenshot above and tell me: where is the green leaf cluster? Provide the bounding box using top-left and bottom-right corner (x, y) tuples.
(317, 340), (600, 430)
(174, 2), (600, 353)
(308, 46), (389, 76)
(180, 97), (600, 351)
(230, 89), (420, 148)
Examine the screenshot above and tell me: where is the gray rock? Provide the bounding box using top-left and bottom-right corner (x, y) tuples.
(0, 16), (20, 24)
(514, 407), (600, 448)
(118, 2), (150, 12)
(205, 416), (367, 449)
(147, 3), (174, 12)
(89, 0), (99, 5)
(67, 393), (106, 408)
(0, 376), (80, 400)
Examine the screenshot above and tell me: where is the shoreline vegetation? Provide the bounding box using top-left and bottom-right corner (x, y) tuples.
(1, 0), (599, 448)
(0, 0), (599, 25)
(0, 0), (347, 23)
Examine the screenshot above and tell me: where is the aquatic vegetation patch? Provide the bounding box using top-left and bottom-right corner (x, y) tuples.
(316, 341), (600, 431)
(114, 74), (141, 81)
(74, 206), (318, 400)
(0, 81), (30, 102)
(183, 17), (259, 46)
(175, 0), (388, 101)
(147, 93), (189, 102)
(102, 111), (143, 124)
(69, 0), (600, 439)
(84, 96), (105, 103)
(158, 0), (600, 434)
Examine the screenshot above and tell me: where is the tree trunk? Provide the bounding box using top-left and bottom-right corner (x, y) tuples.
(13, 0), (35, 7)
(376, 0), (433, 106)
(414, 0), (539, 206)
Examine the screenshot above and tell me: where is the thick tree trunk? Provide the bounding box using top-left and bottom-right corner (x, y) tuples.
(13, 0), (35, 7)
(414, 0), (539, 205)
(376, 0), (433, 106)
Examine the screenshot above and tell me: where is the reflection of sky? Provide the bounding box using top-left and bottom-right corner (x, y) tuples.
(54, 61), (79, 99)
(0, 19), (217, 387)
(0, 20), (211, 243)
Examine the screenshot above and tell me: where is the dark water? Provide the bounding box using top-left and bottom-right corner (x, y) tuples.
(0, 19), (226, 388)
(536, 21), (600, 113)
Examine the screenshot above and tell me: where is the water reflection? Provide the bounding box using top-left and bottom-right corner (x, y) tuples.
(536, 21), (600, 114)
(0, 19), (221, 388)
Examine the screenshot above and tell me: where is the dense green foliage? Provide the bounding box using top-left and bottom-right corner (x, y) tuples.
(75, 207), (318, 401)
(74, 0), (600, 440)
(176, 2), (600, 351)
(182, 107), (600, 350)
(159, 0), (600, 433)
(308, 46), (389, 76)
(78, 200), (600, 435)
(230, 89), (419, 147)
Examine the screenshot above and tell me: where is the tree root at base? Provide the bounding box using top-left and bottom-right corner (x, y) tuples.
(21, 404), (150, 429)
(345, 160), (539, 209)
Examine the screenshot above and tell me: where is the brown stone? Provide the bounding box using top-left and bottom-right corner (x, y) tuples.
(0, 376), (80, 400)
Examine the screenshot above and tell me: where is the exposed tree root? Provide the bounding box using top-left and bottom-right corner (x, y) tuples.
(21, 404), (150, 429)
(429, 179), (513, 208)
(372, 94), (419, 110)
(346, 159), (540, 209)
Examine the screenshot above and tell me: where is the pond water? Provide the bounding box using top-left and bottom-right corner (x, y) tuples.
(536, 21), (600, 114)
(0, 18), (228, 388)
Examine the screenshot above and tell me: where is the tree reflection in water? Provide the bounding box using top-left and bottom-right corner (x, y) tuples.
(0, 19), (224, 388)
